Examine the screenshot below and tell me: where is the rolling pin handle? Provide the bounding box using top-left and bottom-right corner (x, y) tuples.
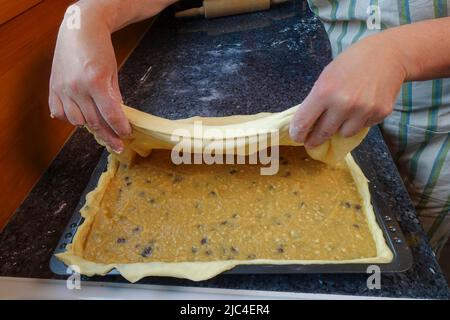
(175, 6), (206, 18)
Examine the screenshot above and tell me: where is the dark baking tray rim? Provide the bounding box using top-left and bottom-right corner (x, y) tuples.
(50, 146), (413, 277)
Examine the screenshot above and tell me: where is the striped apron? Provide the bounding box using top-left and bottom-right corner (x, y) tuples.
(307, 0), (450, 254)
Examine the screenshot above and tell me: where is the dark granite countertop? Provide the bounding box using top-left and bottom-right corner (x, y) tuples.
(1, 0), (449, 299)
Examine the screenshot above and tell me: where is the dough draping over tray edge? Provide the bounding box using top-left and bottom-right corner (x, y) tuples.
(56, 105), (391, 282)
(56, 153), (393, 282)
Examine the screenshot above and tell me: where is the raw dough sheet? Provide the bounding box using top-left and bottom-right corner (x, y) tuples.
(56, 106), (392, 282)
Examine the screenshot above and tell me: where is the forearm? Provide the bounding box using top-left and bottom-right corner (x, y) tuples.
(290, 17), (450, 147)
(73, 0), (178, 33)
(51, 0), (177, 151)
(368, 17), (450, 81)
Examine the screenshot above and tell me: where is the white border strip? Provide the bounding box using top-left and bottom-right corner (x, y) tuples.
(0, 277), (413, 300)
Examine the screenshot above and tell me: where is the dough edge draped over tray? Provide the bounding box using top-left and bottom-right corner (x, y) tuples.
(56, 105), (393, 282)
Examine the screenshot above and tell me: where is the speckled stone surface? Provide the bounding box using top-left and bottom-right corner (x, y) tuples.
(120, 0), (327, 118)
(0, 0), (449, 298)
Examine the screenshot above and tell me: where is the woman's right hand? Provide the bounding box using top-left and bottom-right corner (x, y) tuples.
(49, 4), (131, 153)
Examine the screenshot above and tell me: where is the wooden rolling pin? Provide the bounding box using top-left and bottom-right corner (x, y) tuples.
(176, 0), (290, 19)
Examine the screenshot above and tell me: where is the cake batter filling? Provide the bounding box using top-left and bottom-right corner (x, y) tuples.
(82, 146), (377, 264)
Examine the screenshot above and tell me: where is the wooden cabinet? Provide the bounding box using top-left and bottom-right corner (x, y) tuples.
(0, 0), (43, 25)
(0, 0), (153, 229)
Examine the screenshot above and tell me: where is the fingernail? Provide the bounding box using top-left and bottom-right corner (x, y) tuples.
(113, 146), (124, 154)
(123, 131), (133, 139)
(305, 141), (320, 149)
(304, 139), (315, 149)
(289, 125), (301, 143)
(50, 113), (55, 119)
(125, 125), (133, 137)
(118, 126), (133, 139)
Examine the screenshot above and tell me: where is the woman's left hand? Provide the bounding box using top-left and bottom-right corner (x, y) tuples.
(289, 34), (407, 148)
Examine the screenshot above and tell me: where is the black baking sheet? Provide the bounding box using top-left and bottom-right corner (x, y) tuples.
(50, 146), (413, 277)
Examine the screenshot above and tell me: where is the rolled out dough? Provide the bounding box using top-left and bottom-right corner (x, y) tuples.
(55, 105), (392, 282)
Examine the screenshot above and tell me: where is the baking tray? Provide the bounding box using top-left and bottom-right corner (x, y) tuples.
(50, 148), (413, 277)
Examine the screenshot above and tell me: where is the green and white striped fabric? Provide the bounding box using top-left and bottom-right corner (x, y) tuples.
(307, 0), (450, 254)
